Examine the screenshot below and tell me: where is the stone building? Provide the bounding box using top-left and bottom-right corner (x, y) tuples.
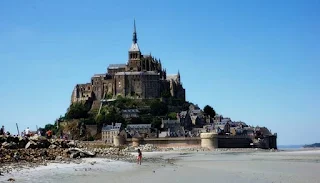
(126, 124), (152, 138)
(160, 119), (185, 137)
(71, 20), (185, 108)
(122, 109), (140, 119)
(101, 123), (126, 144)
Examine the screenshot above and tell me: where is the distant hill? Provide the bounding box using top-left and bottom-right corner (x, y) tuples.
(303, 143), (320, 148)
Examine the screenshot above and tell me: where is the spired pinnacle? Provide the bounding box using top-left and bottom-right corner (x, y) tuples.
(133, 19), (137, 44)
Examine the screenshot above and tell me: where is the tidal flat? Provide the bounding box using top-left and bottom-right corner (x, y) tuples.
(1, 149), (320, 183)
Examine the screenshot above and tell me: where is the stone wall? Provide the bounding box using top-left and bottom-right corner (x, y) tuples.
(127, 137), (201, 148)
(113, 135), (276, 149)
(126, 136), (259, 149)
(217, 136), (253, 148)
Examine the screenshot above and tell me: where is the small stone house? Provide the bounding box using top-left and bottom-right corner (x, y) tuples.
(121, 109), (140, 119)
(126, 124), (151, 138)
(102, 123), (126, 144)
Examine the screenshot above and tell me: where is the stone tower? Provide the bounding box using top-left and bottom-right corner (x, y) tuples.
(128, 19), (142, 71)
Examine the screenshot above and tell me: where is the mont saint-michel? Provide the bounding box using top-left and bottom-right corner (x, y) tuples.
(64, 20), (277, 150)
(71, 20), (185, 107)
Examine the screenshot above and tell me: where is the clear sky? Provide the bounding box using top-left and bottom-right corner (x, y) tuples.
(0, 0), (319, 145)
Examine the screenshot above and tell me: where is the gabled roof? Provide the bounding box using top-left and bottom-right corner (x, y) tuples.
(102, 123), (122, 131)
(127, 124), (152, 129)
(122, 109), (140, 113)
(108, 64), (127, 69)
(115, 71), (159, 76)
(93, 74), (106, 78)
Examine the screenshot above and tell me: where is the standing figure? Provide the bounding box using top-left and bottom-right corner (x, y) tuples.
(137, 149), (142, 165)
(46, 130), (52, 139)
(0, 125), (4, 135)
(25, 127), (30, 137)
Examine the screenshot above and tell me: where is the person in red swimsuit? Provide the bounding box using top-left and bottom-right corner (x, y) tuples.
(137, 149), (142, 165)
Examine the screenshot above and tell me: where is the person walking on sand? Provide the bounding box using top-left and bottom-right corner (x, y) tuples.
(137, 149), (142, 165)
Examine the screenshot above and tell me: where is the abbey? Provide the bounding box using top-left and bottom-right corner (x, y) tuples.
(71, 20), (185, 106)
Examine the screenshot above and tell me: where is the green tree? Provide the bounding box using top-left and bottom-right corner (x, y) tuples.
(150, 100), (168, 116)
(203, 105), (216, 117)
(44, 123), (58, 134)
(151, 117), (162, 130)
(168, 112), (177, 120)
(65, 102), (90, 119)
(95, 107), (125, 127)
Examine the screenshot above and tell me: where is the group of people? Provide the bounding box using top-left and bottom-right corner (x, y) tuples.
(0, 126), (53, 139)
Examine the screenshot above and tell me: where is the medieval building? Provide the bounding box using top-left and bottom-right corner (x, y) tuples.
(71, 20), (185, 107)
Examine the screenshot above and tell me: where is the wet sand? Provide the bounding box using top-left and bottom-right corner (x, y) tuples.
(1, 149), (320, 183)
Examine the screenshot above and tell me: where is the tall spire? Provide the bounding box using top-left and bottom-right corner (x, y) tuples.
(133, 19), (137, 44)
(129, 19), (140, 52)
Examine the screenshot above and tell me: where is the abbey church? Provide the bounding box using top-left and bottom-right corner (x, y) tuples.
(71, 20), (185, 107)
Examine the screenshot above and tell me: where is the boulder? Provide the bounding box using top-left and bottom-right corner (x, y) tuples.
(49, 144), (57, 149)
(18, 137), (28, 148)
(55, 156), (63, 161)
(67, 141), (76, 147)
(70, 151), (80, 158)
(68, 148), (95, 158)
(60, 141), (69, 148)
(29, 135), (40, 141)
(6, 136), (19, 144)
(25, 141), (37, 149)
(37, 139), (51, 148)
(0, 135), (6, 144)
(2, 142), (18, 149)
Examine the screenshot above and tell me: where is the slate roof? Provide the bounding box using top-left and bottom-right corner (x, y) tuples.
(115, 71), (159, 76)
(93, 74), (106, 77)
(122, 109), (140, 113)
(127, 124), (151, 129)
(102, 123), (122, 131)
(108, 64), (127, 69)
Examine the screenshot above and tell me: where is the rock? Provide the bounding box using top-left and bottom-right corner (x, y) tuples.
(25, 141), (37, 149)
(55, 156), (63, 161)
(67, 141), (76, 147)
(2, 142), (18, 149)
(49, 144), (57, 149)
(29, 135), (40, 141)
(60, 141), (69, 148)
(17, 137), (28, 148)
(0, 135), (6, 144)
(70, 152), (80, 158)
(7, 178), (15, 182)
(68, 148), (95, 157)
(6, 136), (19, 144)
(37, 139), (51, 148)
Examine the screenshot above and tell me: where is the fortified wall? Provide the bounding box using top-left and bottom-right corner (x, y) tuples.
(122, 134), (277, 149)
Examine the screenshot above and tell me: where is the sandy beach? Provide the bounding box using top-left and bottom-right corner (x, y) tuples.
(1, 149), (320, 183)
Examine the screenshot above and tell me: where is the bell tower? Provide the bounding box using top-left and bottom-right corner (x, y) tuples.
(128, 19), (141, 71)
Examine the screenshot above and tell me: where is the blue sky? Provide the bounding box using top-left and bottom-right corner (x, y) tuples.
(0, 0), (319, 145)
